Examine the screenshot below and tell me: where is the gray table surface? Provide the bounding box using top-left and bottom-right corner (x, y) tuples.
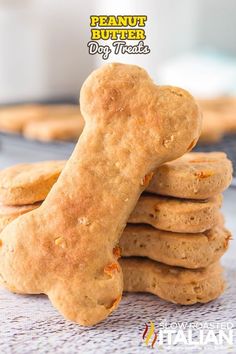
(0, 141), (235, 354)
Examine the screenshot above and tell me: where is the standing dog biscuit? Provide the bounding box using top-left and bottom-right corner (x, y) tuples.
(0, 63), (201, 325)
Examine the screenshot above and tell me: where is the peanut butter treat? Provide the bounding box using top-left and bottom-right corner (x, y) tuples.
(129, 194), (222, 233)
(147, 152), (233, 200)
(0, 196), (221, 236)
(0, 63), (201, 326)
(120, 223), (231, 269)
(0, 161), (66, 205)
(121, 257), (225, 304)
(23, 115), (84, 142)
(1, 152), (231, 206)
(0, 104), (80, 134)
(0, 205), (229, 269)
(0, 203), (41, 233)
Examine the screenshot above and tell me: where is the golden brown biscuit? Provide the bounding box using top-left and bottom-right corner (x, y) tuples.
(1, 152), (230, 206)
(0, 174), (223, 234)
(129, 194), (222, 233)
(120, 223), (231, 268)
(121, 257), (225, 304)
(0, 190), (221, 233)
(147, 152), (233, 199)
(0, 203), (41, 233)
(0, 63), (201, 326)
(0, 160), (66, 205)
(23, 115), (84, 142)
(0, 104), (81, 133)
(0, 199), (229, 269)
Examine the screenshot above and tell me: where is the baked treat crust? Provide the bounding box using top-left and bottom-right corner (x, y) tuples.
(0, 63), (201, 325)
(129, 193), (222, 233)
(0, 161), (66, 205)
(147, 152), (232, 199)
(121, 257), (225, 304)
(121, 223), (231, 268)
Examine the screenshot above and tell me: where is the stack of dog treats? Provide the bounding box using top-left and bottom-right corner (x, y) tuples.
(0, 104), (84, 142)
(0, 151), (232, 305)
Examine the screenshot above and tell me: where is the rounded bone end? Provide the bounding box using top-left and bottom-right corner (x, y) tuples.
(80, 63), (202, 166)
(155, 85), (202, 161)
(48, 271), (123, 326)
(80, 62), (152, 124)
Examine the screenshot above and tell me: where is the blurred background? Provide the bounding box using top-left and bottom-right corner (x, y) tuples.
(1, 0), (236, 102)
(0, 0), (236, 171)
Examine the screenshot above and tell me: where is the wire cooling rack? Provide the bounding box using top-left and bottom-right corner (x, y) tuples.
(0, 132), (75, 167)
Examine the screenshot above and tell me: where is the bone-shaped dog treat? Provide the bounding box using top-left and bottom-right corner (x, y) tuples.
(147, 152), (232, 199)
(129, 194), (222, 233)
(121, 258), (225, 305)
(121, 223), (230, 269)
(0, 63), (201, 325)
(0, 206), (229, 269)
(0, 161), (66, 205)
(1, 152), (232, 206)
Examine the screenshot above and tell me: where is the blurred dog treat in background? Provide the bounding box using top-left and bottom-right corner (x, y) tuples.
(199, 97), (236, 143)
(1, 98), (236, 145)
(0, 104), (83, 142)
(23, 115), (84, 142)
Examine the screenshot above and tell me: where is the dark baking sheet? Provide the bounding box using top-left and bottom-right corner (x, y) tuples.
(0, 132), (75, 168)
